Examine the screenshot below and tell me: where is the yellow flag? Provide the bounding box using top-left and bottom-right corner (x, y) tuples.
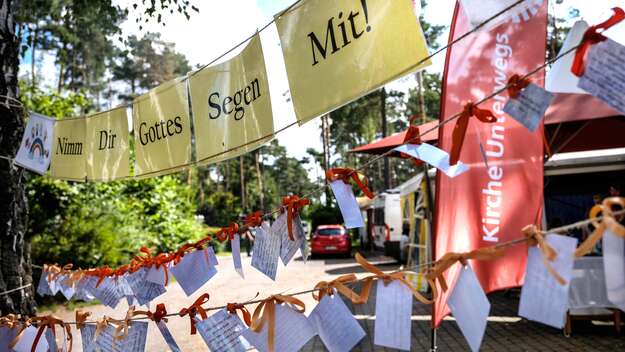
(85, 107), (130, 181)
(133, 78), (192, 177)
(275, 0), (431, 124)
(50, 117), (87, 181)
(189, 34), (274, 164)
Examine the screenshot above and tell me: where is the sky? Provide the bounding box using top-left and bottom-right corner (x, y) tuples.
(22, 0), (625, 177)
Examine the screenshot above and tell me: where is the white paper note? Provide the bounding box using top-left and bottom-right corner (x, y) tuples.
(330, 180), (365, 229)
(232, 234), (244, 278)
(578, 38), (625, 115)
(0, 326), (18, 351)
(80, 324), (97, 352)
(374, 280), (412, 351)
(146, 264), (169, 285)
(272, 212), (306, 265)
(156, 321), (181, 352)
(57, 274), (75, 300)
(170, 248), (217, 296)
(602, 228), (625, 311)
(45, 327), (59, 352)
(197, 309), (249, 352)
(12, 326), (48, 352)
(242, 304), (316, 352)
(73, 275), (97, 302)
(394, 143), (469, 178)
(545, 20), (589, 94)
(91, 277), (124, 308)
(36, 270), (53, 296)
(519, 233), (578, 329)
(95, 321), (148, 352)
(251, 222), (280, 281)
(309, 293), (365, 352)
(14, 112), (55, 174)
(504, 83), (554, 132)
(207, 246), (219, 266)
(448, 265), (490, 352)
(125, 268), (166, 306)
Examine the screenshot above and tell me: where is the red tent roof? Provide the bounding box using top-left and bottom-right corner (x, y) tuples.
(350, 93), (623, 155)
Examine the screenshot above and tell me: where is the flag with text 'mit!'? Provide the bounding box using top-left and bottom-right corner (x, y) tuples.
(433, 1), (547, 327)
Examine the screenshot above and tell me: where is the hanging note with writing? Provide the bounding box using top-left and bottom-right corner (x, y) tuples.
(519, 233), (577, 328)
(504, 83), (554, 132)
(95, 321), (148, 352)
(602, 228), (625, 311)
(156, 321), (181, 352)
(197, 309), (250, 352)
(374, 280), (412, 351)
(393, 143), (469, 178)
(12, 326), (48, 352)
(170, 248), (217, 296)
(232, 234), (244, 278)
(125, 268), (166, 306)
(272, 212), (306, 266)
(309, 293), (365, 352)
(251, 222), (280, 281)
(242, 304), (316, 352)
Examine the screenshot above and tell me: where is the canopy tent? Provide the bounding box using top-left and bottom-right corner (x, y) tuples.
(349, 93), (624, 155)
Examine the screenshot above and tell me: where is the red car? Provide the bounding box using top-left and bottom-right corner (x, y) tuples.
(310, 225), (351, 257)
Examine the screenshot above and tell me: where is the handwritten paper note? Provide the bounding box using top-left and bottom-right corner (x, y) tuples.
(125, 268), (166, 306)
(504, 83), (554, 132)
(170, 248), (217, 296)
(0, 326), (18, 351)
(156, 321), (182, 352)
(12, 326), (48, 352)
(309, 293), (365, 352)
(393, 143), (469, 178)
(197, 309), (250, 352)
(57, 274), (75, 300)
(92, 277), (125, 308)
(36, 271), (54, 296)
(272, 212), (306, 266)
(374, 280), (412, 351)
(251, 222), (280, 281)
(80, 324), (97, 352)
(602, 228), (625, 311)
(447, 265), (490, 352)
(330, 180), (365, 229)
(146, 264), (169, 285)
(578, 38), (625, 115)
(207, 246), (219, 266)
(95, 321), (148, 352)
(242, 304), (316, 352)
(232, 234), (244, 278)
(74, 275), (97, 302)
(519, 233), (577, 329)
(45, 327), (59, 352)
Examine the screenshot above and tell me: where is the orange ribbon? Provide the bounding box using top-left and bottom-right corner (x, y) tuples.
(425, 247), (504, 293)
(281, 195), (310, 241)
(215, 222), (240, 242)
(571, 7), (625, 77)
(355, 253), (434, 304)
(134, 247), (171, 285)
(450, 102), (497, 166)
(507, 74), (531, 98)
(522, 225), (566, 285)
(326, 168), (375, 199)
(575, 197), (625, 257)
(244, 211), (264, 229)
(250, 294), (306, 352)
(29, 315), (72, 352)
(75, 311), (91, 330)
(226, 303), (252, 327)
(178, 293), (210, 335)
(313, 273), (371, 305)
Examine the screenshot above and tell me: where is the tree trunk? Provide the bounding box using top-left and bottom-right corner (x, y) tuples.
(380, 88), (390, 190)
(0, 0), (37, 316)
(239, 156), (246, 212)
(30, 22), (37, 88)
(254, 150), (264, 211)
(321, 114), (331, 206)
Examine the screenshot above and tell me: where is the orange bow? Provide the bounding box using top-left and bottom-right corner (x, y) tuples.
(244, 211), (263, 229)
(226, 303), (252, 326)
(134, 247), (171, 285)
(326, 168), (375, 199)
(281, 195), (310, 241)
(571, 7), (625, 76)
(29, 315), (72, 352)
(507, 74), (531, 98)
(215, 222), (240, 242)
(450, 102), (497, 166)
(575, 197), (625, 257)
(178, 293), (210, 335)
(250, 295), (306, 352)
(522, 225), (566, 285)
(313, 273), (371, 304)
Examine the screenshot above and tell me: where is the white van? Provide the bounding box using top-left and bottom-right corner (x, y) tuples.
(369, 192), (403, 260)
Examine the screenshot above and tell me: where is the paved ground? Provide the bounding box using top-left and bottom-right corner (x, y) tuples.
(44, 254), (625, 351)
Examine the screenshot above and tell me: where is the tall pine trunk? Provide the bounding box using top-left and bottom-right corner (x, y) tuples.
(0, 0), (36, 315)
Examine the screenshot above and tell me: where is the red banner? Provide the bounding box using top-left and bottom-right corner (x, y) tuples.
(433, 1), (547, 327)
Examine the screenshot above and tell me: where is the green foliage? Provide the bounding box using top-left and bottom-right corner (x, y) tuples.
(19, 83), (91, 117)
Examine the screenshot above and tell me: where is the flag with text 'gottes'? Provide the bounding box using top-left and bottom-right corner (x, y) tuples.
(433, 0), (547, 327)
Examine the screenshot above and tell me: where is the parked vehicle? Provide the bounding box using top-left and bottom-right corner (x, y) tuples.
(310, 225), (351, 257)
(367, 192), (403, 260)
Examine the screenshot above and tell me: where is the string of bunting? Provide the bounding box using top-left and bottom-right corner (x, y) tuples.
(3, 200), (624, 352)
